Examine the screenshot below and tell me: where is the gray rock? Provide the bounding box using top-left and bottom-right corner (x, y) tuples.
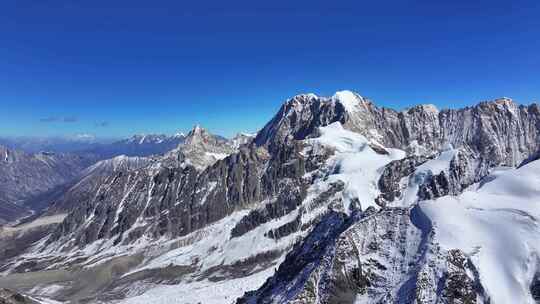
(0, 145), (94, 222)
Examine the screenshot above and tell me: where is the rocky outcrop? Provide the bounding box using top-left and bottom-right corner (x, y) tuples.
(376, 155), (430, 205)
(238, 210), (355, 304)
(417, 150), (490, 201)
(440, 250), (486, 304)
(0, 288), (39, 304)
(240, 207), (491, 304)
(239, 208), (426, 303)
(161, 125), (237, 169)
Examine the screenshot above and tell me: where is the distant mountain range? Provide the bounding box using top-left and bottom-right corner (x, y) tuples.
(82, 133), (188, 159)
(0, 146), (94, 224)
(0, 133), (185, 156)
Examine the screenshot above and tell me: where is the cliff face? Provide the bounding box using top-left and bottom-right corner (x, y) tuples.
(256, 92), (540, 166)
(38, 124), (304, 250)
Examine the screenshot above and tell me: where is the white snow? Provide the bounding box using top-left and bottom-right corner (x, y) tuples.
(205, 152), (229, 160)
(415, 147), (457, 176)
(110, 204), (302, 304)
(420, 159), (540, 304)
(419, 104), (439, 114)
(407, 140), (430, 156)
(119, 267), (274, 304)
(332, 90), (364, 113)
(309, 122), (405, 212)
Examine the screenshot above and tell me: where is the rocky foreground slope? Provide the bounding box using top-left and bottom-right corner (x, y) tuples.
(0, 91), (539, 304)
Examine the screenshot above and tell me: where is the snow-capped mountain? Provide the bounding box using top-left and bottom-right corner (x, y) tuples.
(82, 133), (187, 159)
(0, 135), (104, 154)
(0, 133), (187, 159)
(1, 91), (539, 304)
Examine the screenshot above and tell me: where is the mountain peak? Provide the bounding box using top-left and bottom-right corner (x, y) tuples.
(187, 124), (208, 136)
(405, 104), (439, 115)
(185, 125), (213, 146)
(494, 97), (515, 106)
(332, 90), (368, 113)
(478, 97), (517, 108)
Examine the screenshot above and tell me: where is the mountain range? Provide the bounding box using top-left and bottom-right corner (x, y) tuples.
(0, 133), (188, 158)
(0, 91), (539, 304)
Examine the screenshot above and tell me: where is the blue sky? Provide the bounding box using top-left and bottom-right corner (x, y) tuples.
(1, 0), (539, 138)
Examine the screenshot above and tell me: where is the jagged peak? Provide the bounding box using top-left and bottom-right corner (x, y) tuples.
(478, 97), (517, 108)
(404, 103), (439, 115)
(280, 93), (320, 112)
(286, 93), (319, 102)
(493, 97), (515, 106)
(184, 124), (215, 146)
(281, 90), (370, 114)
(187, 124), (209, 137)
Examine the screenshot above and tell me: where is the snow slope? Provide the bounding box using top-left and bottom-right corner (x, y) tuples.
(309, 122), (405, 212)
(420, 159), (540, 303)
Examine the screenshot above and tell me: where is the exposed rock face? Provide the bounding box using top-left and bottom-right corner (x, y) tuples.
(377, 155), (430, 205)
(44, 125), (316, 250)
(440, 250), (484, 304)
(417, 150), (490, 201)
(44, 155), (154, 214)
(161, 125), (237, 169)
(0, 288), (38, 304)
(230, 133), (256, 149)
(530, 272), (540, 303)
(238, 211), (355, 304)
(240, 207), (491, 304)
(239, 208), (425, 303)
(256, 93), (540, 167)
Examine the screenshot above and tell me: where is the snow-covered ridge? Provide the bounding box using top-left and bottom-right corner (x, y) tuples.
(420, 159), (540, 303)
(122, 133), (185, 145)
(82, 155), (153, 175)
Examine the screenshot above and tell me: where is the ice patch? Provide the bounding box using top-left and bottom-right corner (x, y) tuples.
(206, 152), (229, 160)
(310, 122), (405, 212)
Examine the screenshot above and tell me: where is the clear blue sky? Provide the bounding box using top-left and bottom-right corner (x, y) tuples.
(1, 0), (539, 138)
